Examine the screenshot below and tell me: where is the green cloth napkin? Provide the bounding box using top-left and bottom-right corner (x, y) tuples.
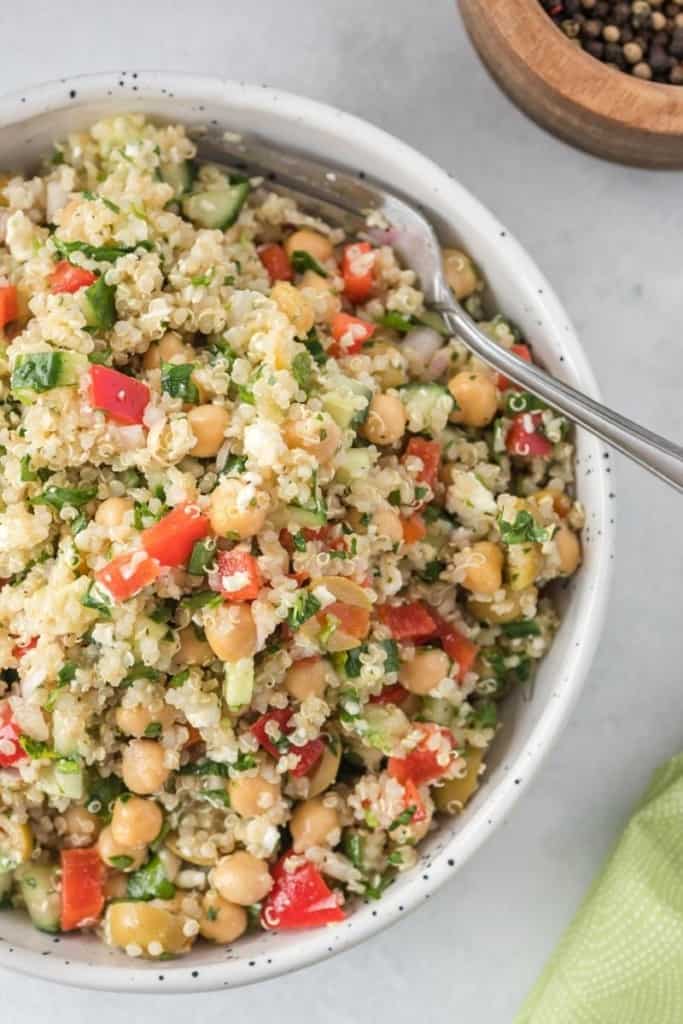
(516, 753), (683, 1024)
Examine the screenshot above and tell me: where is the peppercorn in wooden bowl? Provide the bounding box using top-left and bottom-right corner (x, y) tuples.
(459, 0), (683, 168)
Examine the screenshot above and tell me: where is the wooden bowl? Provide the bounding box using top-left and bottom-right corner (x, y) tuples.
(459, 0), (683, 168)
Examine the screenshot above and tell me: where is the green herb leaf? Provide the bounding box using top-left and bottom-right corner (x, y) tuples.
(498, 510), (549, 545)
(53, 237), (154, 263)
(180, 590), (222, 612)
(388, 806), (416, 830)
(31, 485), (97, 511)
(161, 361), (199, 404)
(109, 855), (134, 870)
(199, 788), (231, 807)
(292, 532), (307, 552)
(237, 383), (255, 405)
(291, 351), (314, 393)
(143, 722), (162, 739)
(342, 831), (364, 870)
(127, 854), (176, 901)
(387, 489), (401, 507)
(122, 663), (163, 686)
(500, 619), (541, 638)
(86, 772), (127, 820)
(376, 311), (415, 334)
(169, 668), (190, 688)
(505, 391), (547, 415)
(419, 560), (446, 583)
(221, 453), (247, 476)
(468, 700), (498, 730)
(303, 329), (327, 365)
(287, 591), (322, 629)
(188, 538), (216, 576)
(80, 582), (112, 619)
(381, 639), (400, 674)
(291, 249), (328, 277)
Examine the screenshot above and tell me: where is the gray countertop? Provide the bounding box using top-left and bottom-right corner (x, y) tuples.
(2, 1), (682, 1020)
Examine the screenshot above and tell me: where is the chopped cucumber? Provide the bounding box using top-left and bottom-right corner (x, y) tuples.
(322, 376), (372, 430)
(160, 159), (195, 198)
(83, 277), (116, 331)
(399, 382), (454, 436)
(420, 696), (456, 727)
(358, 705), (410, 754)
(11, 351), (87, 399)
(55, 760), (85, 800)
(286, 505), (327, 529)
(334, 447), (374, 485)
(224, 657), (254, 709)
(52, 692), (84, 756)
(181, 182), (250, 230)
(15, 863), (61, 934)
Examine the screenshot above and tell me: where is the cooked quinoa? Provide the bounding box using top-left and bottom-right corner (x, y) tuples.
(0, 114), (583, 956)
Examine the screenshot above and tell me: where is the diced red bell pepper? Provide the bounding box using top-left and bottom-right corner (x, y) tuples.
(49, 261), (97, 295)
(12, 636), (38, 659)
(259, 243), (293, 283)
(251, 707), (294, 759)
(329, 312), (376, 358)
(89, 364), (150, 425)
(401, 514), (426, 545)
(95, 549), (161, 602)
(0, 285), (18, 328)
(430, 612), (479, 683)
(401, 778), (427, 824)
(378, 601), (438, 642)
(369, 683), (409, 706)
(388, 723), (456, 786)
(402, 437), (441, 492)
(261, 854), (345, 930)
(506, 411), (553, 458)
(0, 701), (27, 767)
(290, 738), (325, 778)
(141, 502), (211, 568)
(319, 601), (370, 640)
(341, 242), (374, 304)
(60, 847), (105, 931)
(212, 549), (262, 601)
(496, 343), (532, 391)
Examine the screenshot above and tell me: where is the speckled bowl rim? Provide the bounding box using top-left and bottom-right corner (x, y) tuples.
(0, 71), (615, 993)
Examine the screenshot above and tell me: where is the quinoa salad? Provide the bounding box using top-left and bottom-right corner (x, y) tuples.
(0, 114), (583, 958)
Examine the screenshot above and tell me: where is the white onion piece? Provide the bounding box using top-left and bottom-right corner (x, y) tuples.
(425, 346), (451, 381)
(110, 424), (146, 450)
(402, 326), (442, 371)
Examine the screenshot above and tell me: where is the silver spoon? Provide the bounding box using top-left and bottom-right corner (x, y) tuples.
(197, 130), (683, 492)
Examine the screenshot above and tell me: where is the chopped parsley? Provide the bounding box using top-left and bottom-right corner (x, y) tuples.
(80, 582), (112, 619)
(291, 350), (314, 393)
(501, 619), (541, 638)
(287, 591), (322, 629)
(161, 362), (199, 404)
(180, 590), (222, 612)
(419, 560), (446, 583)
(221, 453), (248, 476)
(303, 328), (327, 365)
(31, 485), (97, 511)
(53, 237), (154, 263)
(498, 510), (549, 545)
(127, 854), (176, 901)
(188, 538), (216, 576)
(291, 249), (328, 277)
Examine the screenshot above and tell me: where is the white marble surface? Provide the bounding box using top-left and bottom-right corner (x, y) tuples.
(1, 1), (682, 1020)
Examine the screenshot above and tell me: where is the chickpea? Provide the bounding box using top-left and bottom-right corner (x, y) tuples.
(399, 648), (450, 695)
(212, 851), (273, 906)
(506, 543), (542, 592)
(361, 393), (406, 446)
(0, 816), (33, 864)
(282, 414), (341, 464)
(143, 331), (191, 371)
(290, 796), (341, 853)
(285, 228), (333, 264)
(461, 541), (504, 595)
(204, 603), (257, 662)
(373, 507), (404, 544)
(284, 656), (329, 701)
(187, 404), (230, 458)
(468, 586), (538, 625)
(298, 269), (340, 322)
(228, 772), (281, 818)
(121, 739), (170, 795)
(115, 703), (175, 738)
(367, 340), (408, 389)
(555, 525), (581, 575)
(271, 280), (315, 337)
(208, 477), (269, 538)
(97, 825), (146, 871)
(63, 805), (100, 844)
(442, 247), (479, 301)
(199, 891), (248, 944)
(448, 370), (498, 428)
(105, 901), (191, 957)
(95, 496), (133, 528)
(111, 796), (163, 849)
(176, 626), (213, 666)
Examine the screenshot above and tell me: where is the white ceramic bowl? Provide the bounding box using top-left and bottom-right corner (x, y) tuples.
(0, 72), (615, 992)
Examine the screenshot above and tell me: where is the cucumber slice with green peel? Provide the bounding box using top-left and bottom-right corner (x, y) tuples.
(399, 382), (454, 436)
(286, 505), (327, 529)
(322, 376), (372, 430)
(83, 277), (116, 331)
(181, 182), (250, 230)
(159, 159), (195, 198)
(55, 761), (85, 800)
(334, 447), (374, 485)
(15, 863), (61, 934)
(11, 350), (87, 399)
